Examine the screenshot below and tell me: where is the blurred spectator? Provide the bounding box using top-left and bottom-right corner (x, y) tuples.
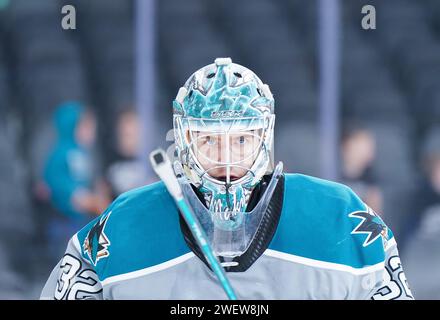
(339, 124), (383, 214)
(106, 109), (147, 198)
(400, 127), (440, 299)
(43, 101), (111, 261)
(405, 127), (440, 238)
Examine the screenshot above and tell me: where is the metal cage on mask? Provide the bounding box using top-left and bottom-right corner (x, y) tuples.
(174, 114), (275, 221)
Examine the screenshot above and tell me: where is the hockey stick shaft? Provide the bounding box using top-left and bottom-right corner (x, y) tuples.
(176, 198), (237, 300)
(149, 149), (237, 300)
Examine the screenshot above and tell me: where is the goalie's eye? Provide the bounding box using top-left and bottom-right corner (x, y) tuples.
(230, 135), (249, 146)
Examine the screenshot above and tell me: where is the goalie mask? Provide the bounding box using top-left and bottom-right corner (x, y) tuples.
(173, 58), (279, 261)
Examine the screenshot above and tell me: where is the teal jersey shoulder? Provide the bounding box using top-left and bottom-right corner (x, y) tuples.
(76, 181), (191, 281)
(269, 173), (393, 268)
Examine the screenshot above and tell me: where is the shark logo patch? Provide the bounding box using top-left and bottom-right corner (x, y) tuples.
(83, 211), (112, 266)
(349, 206), (388, 247)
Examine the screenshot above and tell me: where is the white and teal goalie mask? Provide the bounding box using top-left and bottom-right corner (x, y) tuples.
(173, 58), (277, 258)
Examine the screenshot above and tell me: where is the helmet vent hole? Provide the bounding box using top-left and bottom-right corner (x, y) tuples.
(233, 72), (242, 78)
(207, 73), (215, 79)
(257, 88), (262, 96)
(188, 90), (193, 98)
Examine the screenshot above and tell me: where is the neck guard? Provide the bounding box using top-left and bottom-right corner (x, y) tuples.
(178, 168), (284, 272)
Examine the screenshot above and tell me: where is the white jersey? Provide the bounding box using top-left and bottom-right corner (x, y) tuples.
(41, 174), (414, 300)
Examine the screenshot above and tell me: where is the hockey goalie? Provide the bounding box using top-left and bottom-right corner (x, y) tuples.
(40, 58), (414, 300)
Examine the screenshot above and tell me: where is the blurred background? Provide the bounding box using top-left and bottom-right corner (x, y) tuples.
(0, 0), (440, 299)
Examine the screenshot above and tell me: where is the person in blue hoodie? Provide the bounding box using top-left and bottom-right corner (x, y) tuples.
(43, 101), (110, 261)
